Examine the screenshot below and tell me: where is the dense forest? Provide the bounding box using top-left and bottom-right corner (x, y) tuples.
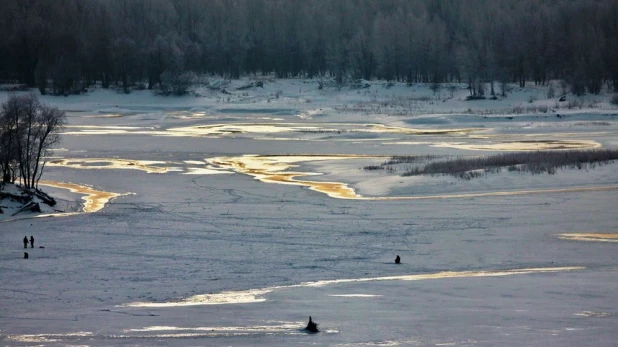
(1, 0), (617, 96)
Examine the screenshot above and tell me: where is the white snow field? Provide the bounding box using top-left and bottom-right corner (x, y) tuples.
(1, 79), (618, 346)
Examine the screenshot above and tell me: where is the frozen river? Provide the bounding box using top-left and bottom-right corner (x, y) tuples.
(1, 84), (618, 346)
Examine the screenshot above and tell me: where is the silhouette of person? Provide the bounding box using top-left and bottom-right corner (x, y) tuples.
(395, 255), (401, 264)
(23, 236), (28, 249)
(30, 236), (34, 248)
(305, 316), (319, 332)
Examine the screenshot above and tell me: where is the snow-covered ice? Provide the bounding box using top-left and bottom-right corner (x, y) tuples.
(1, 79), (617, 346)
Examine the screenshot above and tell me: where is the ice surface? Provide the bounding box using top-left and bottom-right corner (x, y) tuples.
(1, 80), (617, 346)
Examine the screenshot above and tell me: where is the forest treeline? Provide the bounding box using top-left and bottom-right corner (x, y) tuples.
(1, 0), (617, 95)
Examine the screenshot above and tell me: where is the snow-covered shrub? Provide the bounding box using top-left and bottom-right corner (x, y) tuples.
(159, 70), (196, 96)
(560, 80), (569, 96)
(547, 83), (555, 99)
(465, 95), (486, 101)
(429, 82), (441, 95)
(0, 84), (29, 92)
(570, 78), (586, 96)
(567, 99), (583, 109)
(610, 94), (618, 106)
(447, 84), (458, 98)
(402, 149), (618, 179)
(500, 81), (512, 97)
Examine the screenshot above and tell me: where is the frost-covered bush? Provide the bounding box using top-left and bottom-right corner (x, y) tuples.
(567, 99), (583, 109)
(547, 83), (555, 99)
(402, 149), (618, 179)
(158, 71), (196, 96)
(429, 82), (441, 95)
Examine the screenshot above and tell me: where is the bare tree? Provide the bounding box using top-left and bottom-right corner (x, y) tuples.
(112, 37), (139, 93)
(0, 94), (23, 183)
(29, 102), (65, 188)
(0, 93), (66, 189)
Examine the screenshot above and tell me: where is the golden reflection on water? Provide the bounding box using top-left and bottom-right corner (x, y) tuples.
(209, 154), (381, 199)
(208, 154), (618, 200)
(557, 233), (618, 242)
(369, 124), (483, 135)
(126, 323), (303, 333)
(83, 114), (132, 118)
(5, 323), (338, 343)
(125, 266), (584, 307)
(470, 131), (612, 140)
(169, 123), (319, 135)
(44, 154), (618, 201)
(376, 185), (618, 200)
(38, 180), (123, 213)
(47, 158), (173, 173)
(62, 125), (153, 135)
(573, 311), (614, 317)
(62, 122), (483, 138)
(434, 139), (601, 151)
(169, 123), (484, 136)
(6, 332), (94, 343)
(329, 294), (383, 297)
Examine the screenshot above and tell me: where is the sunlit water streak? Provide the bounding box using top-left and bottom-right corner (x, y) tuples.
(209, 154), (381, 199)
(38, 180), (126, 213)
(557, 233), (618, 243)
(208, 154), (618, 200)
(329, 294), (383, 297)
(47, 157), (230, 175)
(40, 154), (618, 202)
(374, 185), (618, 200)
(183, 167), (233, 175)
(432, 139), (601, 151)
(126, 322), (306, 332)
(469, 131), (613, 140)
(61, 122), (483, 137)
(5, 323), (338, 343)
(5, 331), (93, 343)
(336, 339), (415, 346)
(47, 158), (173, 173)
(573, 311), (614, 317)
(125, 266), (584, 307)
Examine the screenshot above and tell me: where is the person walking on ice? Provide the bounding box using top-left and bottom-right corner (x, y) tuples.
(23, 236), (28, 248)
(30, 236), (34, 248)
